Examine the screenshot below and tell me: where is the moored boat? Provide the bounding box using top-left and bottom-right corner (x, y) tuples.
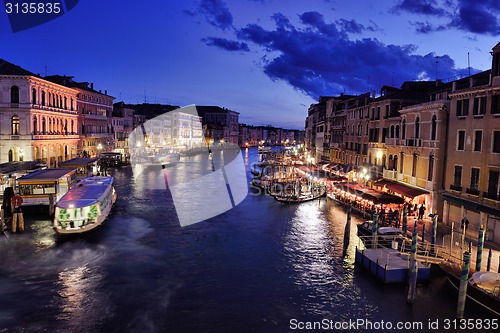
(274, 185), (326, 203)
(440, 263), (500, 317)
(357, 221), (403, 248)
(53, 176), (117, 234)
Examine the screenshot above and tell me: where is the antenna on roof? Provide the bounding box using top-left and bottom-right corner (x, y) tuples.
(435, 56), (439, 81)
(44, 65), (48, 77)
(468, 52), (471, 77)
(144, 89), (147, 103)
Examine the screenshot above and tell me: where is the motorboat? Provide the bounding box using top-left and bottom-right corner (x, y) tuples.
(357, 221), (403, 248)
(53, 176), (117, 234)
(441, 264), (500, 317)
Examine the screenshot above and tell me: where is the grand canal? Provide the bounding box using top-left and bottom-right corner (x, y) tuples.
(0, 148), (495, 332)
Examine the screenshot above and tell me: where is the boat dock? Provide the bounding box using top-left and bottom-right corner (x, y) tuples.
(355, 247), (431, 283)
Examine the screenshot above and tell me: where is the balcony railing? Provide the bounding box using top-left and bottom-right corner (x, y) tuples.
(406, 138), (422, 147)
(483, 192), (500, 201)
(465, 188), (480, 195)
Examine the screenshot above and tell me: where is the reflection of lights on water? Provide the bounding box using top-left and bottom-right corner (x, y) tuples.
(57, 265), (89, 315)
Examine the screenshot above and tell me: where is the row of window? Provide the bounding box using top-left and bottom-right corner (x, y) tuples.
(452, 167), (500, 200)
(456, 130), (500, 153)
(345, 116), (438, 141)
(9, 86), (76, 111)
(456, 95), (500, 116)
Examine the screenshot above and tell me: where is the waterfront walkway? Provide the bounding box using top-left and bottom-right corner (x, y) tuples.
(384, 212), (500, 273)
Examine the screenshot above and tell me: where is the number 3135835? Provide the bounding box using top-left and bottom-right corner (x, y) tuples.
(5, 2), (61, 14)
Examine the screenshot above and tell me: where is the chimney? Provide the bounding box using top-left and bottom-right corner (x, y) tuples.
(105, 90), (107, 95)
(90, 83), (94, 90)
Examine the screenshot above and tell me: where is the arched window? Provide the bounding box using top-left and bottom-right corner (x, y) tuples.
(32, 88), (37, 104)
(431, 115), (437, 140)
(64, 120), (68, 134)
(402, 120), (406, 139)
(393, 155), (398, 171)
(33, 116), (38, 134)
(41, 91), (46, 106)
(8, 149), (13, 162)
(390, 125), (394, 138)
(400, 152), (404, 173)
(415, 117), (420, 139)
(11, 115), (20, 135)
(64, 97), (67, 110)
(382, 154), (386, 169)
(428, 155), (434, 181)
(10, 85), (20, 104)
(42, 117), (46, 134)
(396, 125), (400, 138)
(388, 155), (393, 170)
(71, 120), (74, 134)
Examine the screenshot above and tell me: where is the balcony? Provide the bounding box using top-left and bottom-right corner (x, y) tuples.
(406, 138), (422, 147)
(383, 169), (397, 180)
(449, 184), (462, 192)
(483, 192), (500, 201)
(32, 133), (80, 140)
(465, 188), (480, 196)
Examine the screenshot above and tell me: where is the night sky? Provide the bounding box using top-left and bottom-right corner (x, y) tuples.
(1, 0), (499, 129)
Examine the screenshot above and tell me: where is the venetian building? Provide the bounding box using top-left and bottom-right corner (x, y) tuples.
(443, 42), (500, 244)
(342, 93), (371, 168)
(305, 96), (332, 163)
(393, 84), (450, 217)
(45, 76), (115, 157)
(0, 60), (79, 166)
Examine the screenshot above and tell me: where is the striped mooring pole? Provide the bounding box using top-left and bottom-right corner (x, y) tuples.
(476, 226), (485, 272)
(342, 205), (352, 257)
(431, 214), (438, 247)
(407, 229), (419, 304)
(487, 248), (492, 272)
(402, 205), (408, 236)
(372, 213), (379, 249)
(456, 251), (471, 319)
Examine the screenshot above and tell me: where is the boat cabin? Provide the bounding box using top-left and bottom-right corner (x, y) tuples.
(16, 168), (78, 205)
(59, 157), (100, 180)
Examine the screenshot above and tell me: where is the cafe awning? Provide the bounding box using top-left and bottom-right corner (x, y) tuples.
(374, 180), (428, 198)
(334, 183), (405, 205)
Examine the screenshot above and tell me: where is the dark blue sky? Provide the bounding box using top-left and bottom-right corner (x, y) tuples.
(1, 0), (498, 129)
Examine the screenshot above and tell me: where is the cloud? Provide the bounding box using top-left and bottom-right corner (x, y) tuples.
(391, 0), (500, 35)
(391, 0), (448, 17)
(234, 11), (470, 98)
(194, 0), (234, 30)
(202, 37), (250, 51)
(411, 21), (447, 33)
(449, 0), (500, 35)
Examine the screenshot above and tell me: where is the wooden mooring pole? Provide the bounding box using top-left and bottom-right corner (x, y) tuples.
(456, 251), (471, 319)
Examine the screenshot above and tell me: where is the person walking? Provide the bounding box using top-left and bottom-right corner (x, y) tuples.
(11, 193), (24, 233)
(418, 204), (426, 220)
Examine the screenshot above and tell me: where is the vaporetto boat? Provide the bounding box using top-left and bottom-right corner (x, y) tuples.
(53, 176), (117, 234)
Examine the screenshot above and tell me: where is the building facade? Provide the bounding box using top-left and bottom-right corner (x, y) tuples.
(443, 43), (500, 243)
(0, 60), (80, 166)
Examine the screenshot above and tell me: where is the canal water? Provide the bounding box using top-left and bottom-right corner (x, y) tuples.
(0, 148), (495, 332)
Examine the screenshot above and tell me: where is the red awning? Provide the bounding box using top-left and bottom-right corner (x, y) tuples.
(384, 182), (428, 198)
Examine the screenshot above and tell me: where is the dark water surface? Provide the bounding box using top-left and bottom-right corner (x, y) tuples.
(0, 148), (495, 332)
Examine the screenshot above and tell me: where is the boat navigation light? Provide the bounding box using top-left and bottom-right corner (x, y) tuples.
(69, 204), (74, 208)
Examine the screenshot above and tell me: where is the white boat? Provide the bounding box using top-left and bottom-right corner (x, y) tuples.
(258, 146), (272, 153)
(53, 176), (117, 234)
